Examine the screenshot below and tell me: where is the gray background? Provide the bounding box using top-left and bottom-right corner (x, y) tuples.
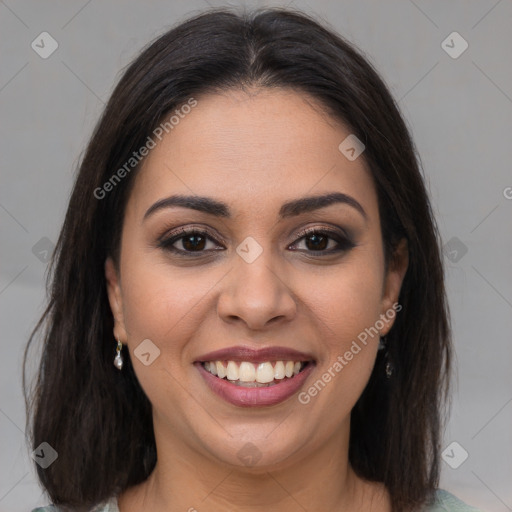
(1, 1), (511, 511)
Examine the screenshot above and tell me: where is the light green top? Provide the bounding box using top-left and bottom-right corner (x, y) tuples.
(32, 489), (484, 511)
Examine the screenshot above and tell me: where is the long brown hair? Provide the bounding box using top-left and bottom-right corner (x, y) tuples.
(23, 7), (451, 512)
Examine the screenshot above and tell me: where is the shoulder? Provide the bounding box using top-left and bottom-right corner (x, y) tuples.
(31, 495), (119, 512)
(423, 489), (485, 511)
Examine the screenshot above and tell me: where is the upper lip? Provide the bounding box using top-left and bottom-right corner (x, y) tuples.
(195, 346), (315, 364)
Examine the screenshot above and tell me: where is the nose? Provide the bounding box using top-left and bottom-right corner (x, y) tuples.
(217, 248), (297, 331)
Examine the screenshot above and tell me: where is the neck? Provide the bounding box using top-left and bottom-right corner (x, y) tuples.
(118, 415), (388, 512)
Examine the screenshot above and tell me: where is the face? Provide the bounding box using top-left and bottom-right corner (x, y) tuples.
(105, 88), (407, 472)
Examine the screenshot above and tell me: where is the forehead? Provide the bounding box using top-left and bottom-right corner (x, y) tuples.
(127, 88), (378, 221)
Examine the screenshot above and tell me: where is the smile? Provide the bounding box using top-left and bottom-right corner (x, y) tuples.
(196, 359), (315, 407)
(202, 360), (307, 387)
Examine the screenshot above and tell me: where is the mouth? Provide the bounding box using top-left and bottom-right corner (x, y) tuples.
(200, 359), (312, 387)
(194, 346), (316, 407)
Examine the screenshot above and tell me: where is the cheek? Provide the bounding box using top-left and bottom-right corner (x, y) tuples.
(118, 259), (210, 405)
(300, 247), (384, 413)
(119, 249), (220, 359)
(299, 263), (383, 423)
(122, 275), (184, 336)
(308, 254), (384, 348)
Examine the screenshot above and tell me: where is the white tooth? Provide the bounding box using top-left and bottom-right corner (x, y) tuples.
(239, 362), (256, 382)
(216, 361), (226, 379)
(285, 361), (294, 378)
(208, 361), (217, 376)
(256, 362), (275, 383)
(204, 361), (210, 371)
(226, 361), (239, 381)
(274, 361), (285, 379)
(293, 362), (301, 376)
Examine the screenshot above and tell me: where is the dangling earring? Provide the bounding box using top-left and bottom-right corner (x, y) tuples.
(378, 336), (393, 379)
(114, 339), (123, 370)
(385, 356), (394, 379)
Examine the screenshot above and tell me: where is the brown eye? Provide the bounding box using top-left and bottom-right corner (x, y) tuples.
(179, 232), (207, 251)
(290, 228), (355, 254)
(303, 232), (329, 251)
(158, 228), (223, 255)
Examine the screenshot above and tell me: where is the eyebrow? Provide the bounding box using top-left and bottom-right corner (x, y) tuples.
(143, 192), (367, 221)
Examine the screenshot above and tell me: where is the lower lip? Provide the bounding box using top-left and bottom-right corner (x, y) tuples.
(196, 362), (315, 407)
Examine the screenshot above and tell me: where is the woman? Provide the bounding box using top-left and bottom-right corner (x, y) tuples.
(25, 7), (483, 512)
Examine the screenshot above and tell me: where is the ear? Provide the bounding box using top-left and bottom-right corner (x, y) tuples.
(105, 257), (128, 342)
(379, 238), (408, 336)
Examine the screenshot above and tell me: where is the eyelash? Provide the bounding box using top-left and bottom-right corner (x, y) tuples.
(157, 226), (355, 257)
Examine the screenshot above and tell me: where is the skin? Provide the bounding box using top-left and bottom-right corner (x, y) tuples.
(105, 87), (408, 512)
